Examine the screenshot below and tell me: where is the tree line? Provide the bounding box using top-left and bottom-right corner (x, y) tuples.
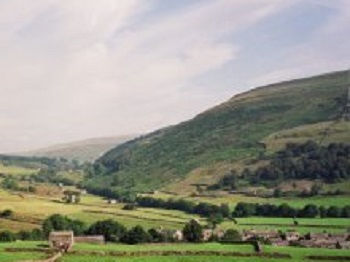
(0, 214), (240, 244)
(250, 142), (350, 184)
(136, 196), (230, 218)
(233, 202), (350, 218)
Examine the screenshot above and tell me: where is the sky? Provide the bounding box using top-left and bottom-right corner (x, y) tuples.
(0, 0), (349, 153)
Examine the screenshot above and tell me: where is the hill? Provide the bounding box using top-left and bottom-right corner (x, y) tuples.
(18, 135), (137, 163)
(89, 71), (349, 194)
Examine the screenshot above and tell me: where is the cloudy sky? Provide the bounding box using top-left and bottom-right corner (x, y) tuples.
(0, 0), (349, 153)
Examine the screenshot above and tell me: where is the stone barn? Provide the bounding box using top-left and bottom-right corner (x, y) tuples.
(74, 235), (105, 245)
(49, 231), (74, 252)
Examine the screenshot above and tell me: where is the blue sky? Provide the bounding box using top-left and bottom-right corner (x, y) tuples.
(0, 0), (349, 152)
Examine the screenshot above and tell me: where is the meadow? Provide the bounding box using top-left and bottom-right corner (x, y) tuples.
(0, 164), (37, 177)
(0, 241), (350, 262)
(0, 187), (349, 234)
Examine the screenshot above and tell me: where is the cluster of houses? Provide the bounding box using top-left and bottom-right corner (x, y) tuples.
(241, 229), (350, 249)
(49, 231), (105, 252)
(49, 228), (350, 253)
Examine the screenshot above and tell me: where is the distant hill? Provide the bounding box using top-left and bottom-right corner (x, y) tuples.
(88, 71), (349, 194)
(19, 135), (137, 162)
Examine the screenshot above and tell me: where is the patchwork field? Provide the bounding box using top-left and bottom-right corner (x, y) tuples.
(1, 188), (349, 237)
(0, 189), (204, 232)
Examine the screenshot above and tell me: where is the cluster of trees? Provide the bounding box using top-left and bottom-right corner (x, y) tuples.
(208, 170), (239, 190)
(249, 142), (350, 184)
(0, 229), (43, 242)
(0, 214), (240, 244)
(136, 197), (230, 218)
(82, 186), (136, 203)
(233, 202), (350, 218)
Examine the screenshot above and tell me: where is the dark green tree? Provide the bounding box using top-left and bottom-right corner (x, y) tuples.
(121, 225), (150, 244)
(221, 229), (242, 242)
(87, 219), (126, 242)
(182, 220), (203, 242)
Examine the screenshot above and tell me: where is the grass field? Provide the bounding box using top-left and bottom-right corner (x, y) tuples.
(0, 164), (37, 176)
(0, 189), (204, 232)
(263, 120), (350, 153)
(149, 191), (350, 208)
(0, 188), (348, 234)
(0, 242), (349, 262)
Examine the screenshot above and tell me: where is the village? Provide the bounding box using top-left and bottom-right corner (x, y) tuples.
(48, 218), (350, 253)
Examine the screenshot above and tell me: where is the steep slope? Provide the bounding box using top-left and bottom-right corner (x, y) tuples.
(18, 135), (137, 162)
(92, 71), (349, 193)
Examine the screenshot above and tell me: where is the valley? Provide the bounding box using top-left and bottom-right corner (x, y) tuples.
(0, 71), (349, 261)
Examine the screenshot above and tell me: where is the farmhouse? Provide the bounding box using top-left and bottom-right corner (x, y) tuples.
(108, 199), (117, 204)
(202, 229), (225, 241)
(74, 235), (105, 245)
(300, 233), (350, 249)
(158, 229), (184, 241)
(49, 231), (74, 251)
(242, 230), (280, 241)
(285, 231), (300, 241)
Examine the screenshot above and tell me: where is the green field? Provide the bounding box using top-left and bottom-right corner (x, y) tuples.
(1, 188), (349, 234)
(0, 189), (204, 232)
(149, 191), (350, 208)
(1, 242), (350, 262)
(0, 164), (37, 176)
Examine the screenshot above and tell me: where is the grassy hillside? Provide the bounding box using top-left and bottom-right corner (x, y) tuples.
(18, 135), (137, 163)
(93, 71), (349, 193)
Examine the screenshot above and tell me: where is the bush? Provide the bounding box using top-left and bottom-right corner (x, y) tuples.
(183, 220), (203, 243)
(0, 209), (13, 218)
(123, 203), (137, 210)
(87, 219), (126, 242)
(0, 231), (16, 242)
(43, 214), (86, 236)
(121, 225), (150, 244)
(221, 229), (242, 242)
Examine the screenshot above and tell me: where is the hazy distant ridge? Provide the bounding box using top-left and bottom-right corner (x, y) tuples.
(18, 135), (137, 162)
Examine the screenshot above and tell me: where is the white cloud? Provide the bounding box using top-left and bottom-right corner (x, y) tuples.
(0, 0), (348, 152)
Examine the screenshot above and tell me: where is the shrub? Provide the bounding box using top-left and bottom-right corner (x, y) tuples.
(221, 229), (242, 242)
(121, 225), (151, 244)
(0, 231), (16, 242)
(87, 219), (126, 242)
(183, 220), (203, 243)
(0, 209), (13, 218)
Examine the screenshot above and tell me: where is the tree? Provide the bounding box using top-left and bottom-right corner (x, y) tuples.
(310, 183), (322, 196)
(273, 189), (283, 198)
(299, 204), (319, 218)
(121, 225), (150, 244)
(0, 231), (16, 242)
(221, 229), (242, 242)
(43, 214), (86, 236)
(123, 203), (137, 210)
(327, 206), (341, 218)
(0, 209), (13, 218)
(183, 220), (203, 242)
(1, 177), (18, 190)
(319, 206), (327, 218)
(87, 220), (126, 242)
(232, 203), (256, 217)
(207, 213), (224, 229)
(341, 206), (350, 218)
(148, 228), (163, 243)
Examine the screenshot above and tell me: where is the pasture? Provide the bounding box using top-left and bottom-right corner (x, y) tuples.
(0, 241), (350, 262)
(0, 164), (37, 177)
(0, 188), (349, 235)
(148, 191), (350, 208)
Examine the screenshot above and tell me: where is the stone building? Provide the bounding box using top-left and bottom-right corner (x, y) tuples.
(49, 231), (74, 252)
